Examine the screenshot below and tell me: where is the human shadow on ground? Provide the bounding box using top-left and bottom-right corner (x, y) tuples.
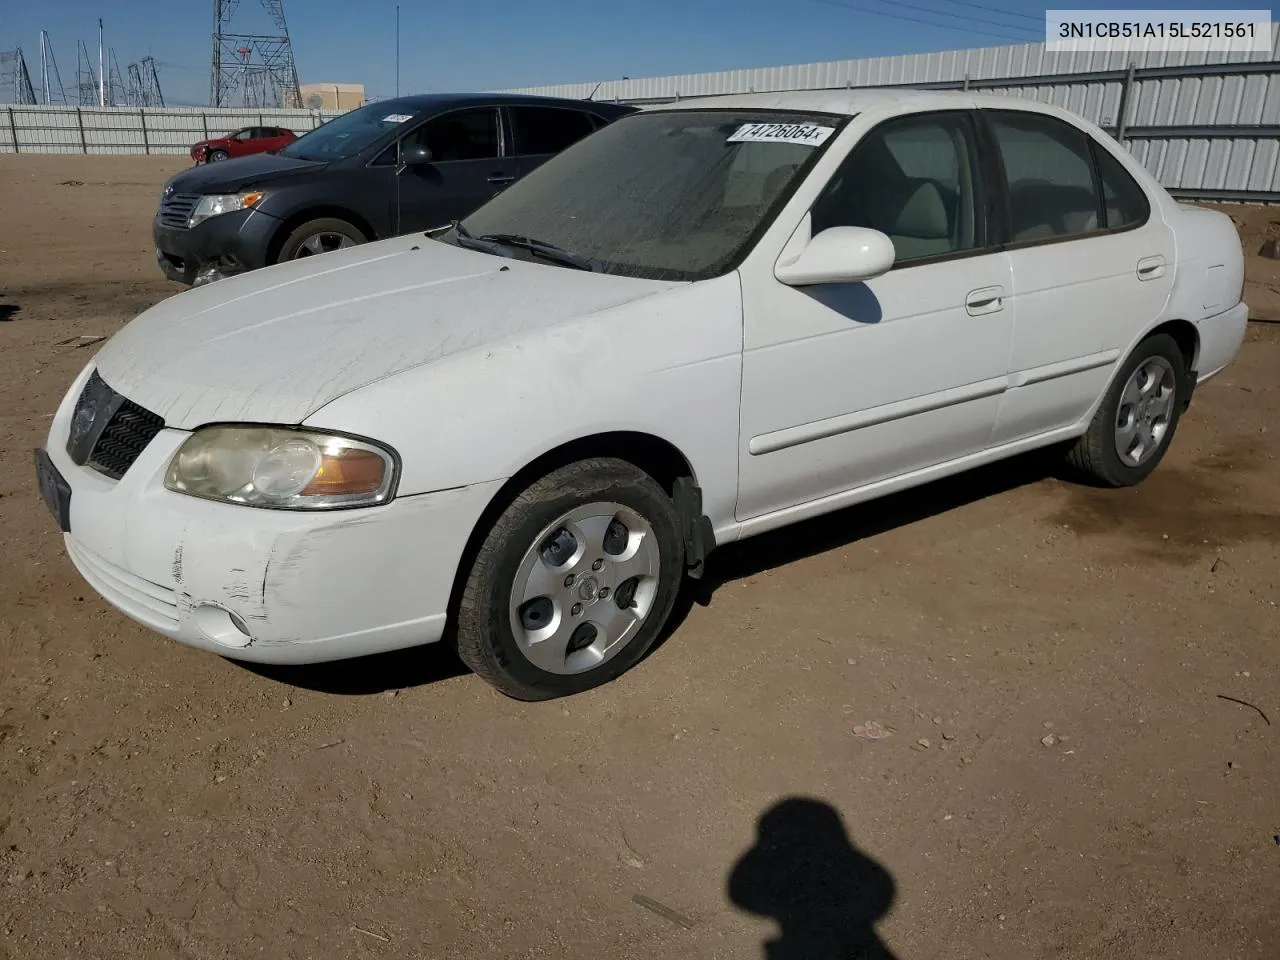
(729, 796), (900, 960)
(247, 447), (1060, 695)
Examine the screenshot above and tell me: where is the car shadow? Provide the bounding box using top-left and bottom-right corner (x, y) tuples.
(728, 796), (900, 960)
(0, 303), (19, 321)
(246, 447), (1062, 696)
(654, 445), (1064, 651)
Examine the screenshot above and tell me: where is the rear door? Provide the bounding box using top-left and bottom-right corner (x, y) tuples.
(508, 105), (599, 176)
(980, 108), (1177, 445)
(393, 106), (514, 233)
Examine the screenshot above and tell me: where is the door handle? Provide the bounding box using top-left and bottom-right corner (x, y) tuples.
(965, 286), (1005, 316)
(487, 174), (516, 185)
(1136, 255), (1166, 280)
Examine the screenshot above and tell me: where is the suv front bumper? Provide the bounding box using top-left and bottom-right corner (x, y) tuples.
(153, 206), (283, 286)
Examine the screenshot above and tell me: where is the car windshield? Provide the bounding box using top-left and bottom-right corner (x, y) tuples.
(279, 102), (417, 162)
(458, 109), (845, 281)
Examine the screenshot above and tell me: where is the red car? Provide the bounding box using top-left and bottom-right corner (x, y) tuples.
(190, 126), (297, 164)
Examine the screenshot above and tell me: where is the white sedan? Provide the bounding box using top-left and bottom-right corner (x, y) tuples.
(36, 90), (1247, 700)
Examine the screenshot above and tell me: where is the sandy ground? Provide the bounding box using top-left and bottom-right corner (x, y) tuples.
(1, 155), (1278, 960)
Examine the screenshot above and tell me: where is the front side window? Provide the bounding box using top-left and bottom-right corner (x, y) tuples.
(811, 111), (982, 264)
(510, 106), (596, 156)
(987, 110), (1104, 243)
(405, 108), (500, 162)
(458, 109), (843, 281)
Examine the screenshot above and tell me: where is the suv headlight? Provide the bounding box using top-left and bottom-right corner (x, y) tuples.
(164, 426), (397, 510)
(189, 191), (263, 227)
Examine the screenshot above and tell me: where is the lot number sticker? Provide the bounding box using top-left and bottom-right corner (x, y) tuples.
(382, 114), (414, 124)
(727, 122), (836, 147)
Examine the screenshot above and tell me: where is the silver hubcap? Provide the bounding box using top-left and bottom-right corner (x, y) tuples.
(508, 502), (661, 675)
(1114, 356), (1176, 467)
(294, 232), (356, 258)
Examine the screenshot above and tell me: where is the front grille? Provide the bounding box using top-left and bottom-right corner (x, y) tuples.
(67, 370), (166, 481)
(88, 401), (166, 480)
(159, 192), (200, 229)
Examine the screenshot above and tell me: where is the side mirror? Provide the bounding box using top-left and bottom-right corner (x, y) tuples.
(774, 226), (895, 286)
(400, 144), (433, 166)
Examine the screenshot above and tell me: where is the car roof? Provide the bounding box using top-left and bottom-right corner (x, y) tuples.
(647, 88), (1089, 125)
(368, 92), (635, 115)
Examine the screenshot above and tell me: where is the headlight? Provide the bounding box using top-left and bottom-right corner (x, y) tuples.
(188, 191), (263, 228)
(164, 426), (397, 510)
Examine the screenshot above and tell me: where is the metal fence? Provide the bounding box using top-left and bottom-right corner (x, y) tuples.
(0, 105), (342, 155)
(501, 29), (1280, 202)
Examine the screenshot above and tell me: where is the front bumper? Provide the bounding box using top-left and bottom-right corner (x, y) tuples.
(38, 365), (502, 665)
(153, 206), (282, 286)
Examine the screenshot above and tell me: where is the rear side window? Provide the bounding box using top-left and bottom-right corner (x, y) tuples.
(987, 110), (1103, 243)
(1094, 144), (1149, 229)
(510, 106), (596, 156)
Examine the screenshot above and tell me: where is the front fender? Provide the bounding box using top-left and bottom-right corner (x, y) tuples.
(301, 273), (746, 533)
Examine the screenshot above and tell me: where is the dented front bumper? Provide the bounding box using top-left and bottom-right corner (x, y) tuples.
(41, 366), (502, 665)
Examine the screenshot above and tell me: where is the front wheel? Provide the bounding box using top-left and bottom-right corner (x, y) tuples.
(275, 217), (367, 263)
(455, 458), (686, 701)
(1065, 332), (1188, 487)
(207, 149), (228, 162)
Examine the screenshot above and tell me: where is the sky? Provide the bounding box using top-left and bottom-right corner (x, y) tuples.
(2, 0), (1273, 106)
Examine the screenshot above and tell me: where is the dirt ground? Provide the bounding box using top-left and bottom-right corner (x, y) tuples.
(1, 155), (1278, 960)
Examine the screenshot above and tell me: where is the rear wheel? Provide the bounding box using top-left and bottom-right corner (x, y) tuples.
(1065, 332), (1188, 487)
(275, 217), (367, 263)
(455, 458), (685, 701)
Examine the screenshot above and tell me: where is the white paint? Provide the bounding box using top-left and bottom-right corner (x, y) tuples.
(381, 113), (413, 123)
(45, 89), (1248, 666)
(726, 122), (835, 147)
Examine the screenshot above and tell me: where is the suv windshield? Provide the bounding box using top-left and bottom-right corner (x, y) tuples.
(280, 102), (418, 162)
(458, 109), (845, 281)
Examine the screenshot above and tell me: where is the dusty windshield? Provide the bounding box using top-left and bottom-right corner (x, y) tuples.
(458, 109), (845, 281)
(279, 102), (416, 162)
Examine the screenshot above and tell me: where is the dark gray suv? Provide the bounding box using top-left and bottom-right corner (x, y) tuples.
(153, 93), (636, 285)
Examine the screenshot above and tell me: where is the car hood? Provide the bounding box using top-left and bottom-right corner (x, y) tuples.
(91, 236), (679, 430)
(165, 152), (323, 193)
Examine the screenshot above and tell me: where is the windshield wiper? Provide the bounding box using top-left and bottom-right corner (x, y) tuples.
(477, 232), (595, 272)
(450, 219), (516, 259)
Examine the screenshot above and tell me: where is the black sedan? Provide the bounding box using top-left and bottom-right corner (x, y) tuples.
(153, 93), (636, 286)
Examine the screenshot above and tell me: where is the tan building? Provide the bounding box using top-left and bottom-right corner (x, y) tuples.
(299, 83), (366, 111)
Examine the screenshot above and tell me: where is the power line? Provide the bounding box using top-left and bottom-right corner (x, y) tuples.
(927, 0), (1044, 22)
(804, 0), (1039, 43)
(816, 0), (1042, 37)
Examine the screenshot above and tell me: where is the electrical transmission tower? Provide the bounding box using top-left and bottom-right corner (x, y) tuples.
(76, 41), (100, 106)
(0, 48), (37, 104)
(210, 0), (301, 108)
(127, 57), (165, 107)
(39, 31), (71, 105)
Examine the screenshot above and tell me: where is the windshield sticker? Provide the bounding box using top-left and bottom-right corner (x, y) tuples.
(726, 122), (835, 147)
(382, 113), (413, 124)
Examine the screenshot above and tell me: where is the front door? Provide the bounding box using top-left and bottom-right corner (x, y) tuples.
(736, 109), (1015, 522)
(394, 107), (515, 234)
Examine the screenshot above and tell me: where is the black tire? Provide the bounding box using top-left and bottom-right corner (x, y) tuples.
(275, 217), (367, 263)
(455, 458), (686, 701)
(207, 149), (228, 162)
(1064, 332), (1188, 487)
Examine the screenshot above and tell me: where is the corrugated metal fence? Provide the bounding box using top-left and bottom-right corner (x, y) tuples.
(0, 105), (342, 156)
(501, 29), (1280, 202)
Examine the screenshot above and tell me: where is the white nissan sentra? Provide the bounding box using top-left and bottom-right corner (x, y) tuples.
(36, 90), (1247, 700)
